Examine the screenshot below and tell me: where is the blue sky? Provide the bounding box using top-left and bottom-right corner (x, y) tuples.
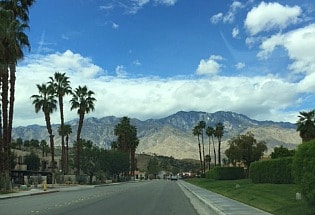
(13, 0), (315, 126)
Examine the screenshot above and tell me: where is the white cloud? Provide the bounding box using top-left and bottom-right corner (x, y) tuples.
(112, 22), (119, 29)
(223, 1), (243, 23)
(195, 55), (223, 76)
(211, 13), (223, 24)
(258, 23), (315, 76)
(14, 50), (306, 127)
(154, 0), (177, 6)
(232, 27), (239, 38)
(133, 60), (142, 66)
(211, 1), (243, 24)
(115, 65), (128, 77)
(245, 2), (302, 36)
(235, 62), (245, 70)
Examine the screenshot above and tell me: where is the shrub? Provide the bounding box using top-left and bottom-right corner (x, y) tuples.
(249, 157), (293, 184)
(292, 140), (315, 205)
(206, 167), (245, 180)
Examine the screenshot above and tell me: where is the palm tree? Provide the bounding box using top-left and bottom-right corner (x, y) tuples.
(31, 84), (57, 174)
(40, 140), (48, 157)
(49, 72), (72, 173)
(70, 85), (96, 176)
(192, 125), (203, 173)
(0, 0), (35, 189)
(214, 122), (224, 166)
(198, 121), (206, 173)
(114, 117), (139, 176)
(58, 124), (72, 173)
(296, 110), (315, 142)
(206, 126), (213, 170)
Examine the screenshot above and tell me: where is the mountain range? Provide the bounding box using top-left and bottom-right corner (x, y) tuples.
(12, 111), (301, 160)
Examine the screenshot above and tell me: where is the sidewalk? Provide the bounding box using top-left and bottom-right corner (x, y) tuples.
(179, 180), (273, 215)
(0, 184), (95, 200)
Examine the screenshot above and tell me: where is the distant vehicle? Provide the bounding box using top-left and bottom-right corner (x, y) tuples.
(170, 175), (178, 181)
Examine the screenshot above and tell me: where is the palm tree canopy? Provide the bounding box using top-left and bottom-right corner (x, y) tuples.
(214, 122), (224, 138)
(30, 84), (57, 114)
(192, 125), (201, 136)
(48, 72), (72, 97)
(0, 0), (36, 23)
(70, 85), (96, 115)
(0, 8), (30, 64)
(206, 126), (214, 137)
(296, 110), (315, 142)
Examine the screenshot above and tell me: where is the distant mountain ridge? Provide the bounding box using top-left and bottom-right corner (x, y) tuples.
(12, 111), (300, 159)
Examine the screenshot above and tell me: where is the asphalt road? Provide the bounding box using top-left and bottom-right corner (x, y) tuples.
(0, 180), (211, 215)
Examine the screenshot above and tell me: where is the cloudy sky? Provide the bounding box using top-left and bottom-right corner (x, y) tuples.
(14, 0), (315, 126)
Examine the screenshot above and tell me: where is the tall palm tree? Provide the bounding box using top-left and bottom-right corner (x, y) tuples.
(214, 122), (224, 166)
(31, 84), (57, 174)
(0, 0), (34, 189)
(49, 72), (72, 173)
(198, 120), (206, 173)
(114, 116), (139, 176)
(296, 110), (315, 142)
(70, 85), (96, 176)
(206, 126), (216, 166)
(205, 126), (212, 170)
(192, 125), (203, 173)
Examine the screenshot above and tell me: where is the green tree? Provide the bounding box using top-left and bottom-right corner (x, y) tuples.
(24, 151), (40, 171)
(270, 145), (295, 159)
(31, 84), (57, 173)
(75, 139), (101, 184)
(193, 125), (203, 172)
(225, 132), (267, 169)
(214, 122), (224, 166)
(103, 150), (129, 179)
(70, 85), (96, 176)
(147, 158), (160, 176)
(114, 116), (139, 176)
(296, 110), (315, 142)
(29, 139), (39, 149)
(49, 72), (72, 173)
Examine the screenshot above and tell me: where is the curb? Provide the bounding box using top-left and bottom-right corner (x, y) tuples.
(179, 181), (226, 215)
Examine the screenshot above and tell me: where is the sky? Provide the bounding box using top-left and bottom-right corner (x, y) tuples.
(13, 0), (315, 126)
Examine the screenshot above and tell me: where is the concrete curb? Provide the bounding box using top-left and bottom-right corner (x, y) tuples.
(179, 181), (226, 215)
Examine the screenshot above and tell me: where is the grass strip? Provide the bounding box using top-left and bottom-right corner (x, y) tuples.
(186, 178), (315, 215)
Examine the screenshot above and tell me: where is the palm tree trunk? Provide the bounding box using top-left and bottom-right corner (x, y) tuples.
(8, 64), (15, 148)
(58, 96), (66, 174)
(201, 132), (205, 173)
(76, 112), (84, 176)
(208, 137), (211, 170)
(212, 136), (216, 166)
(66, 135), (69, 174)
(218, 137), (221, 166)
(197, 136), (202, 172)
(2, 66), (10, 189)
(44, 112), (55, 180)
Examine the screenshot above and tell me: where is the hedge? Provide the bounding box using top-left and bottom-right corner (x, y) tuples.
(249, 157), (294, 184)
(206, 167), (245, 180)
(292, 140), (315, 205)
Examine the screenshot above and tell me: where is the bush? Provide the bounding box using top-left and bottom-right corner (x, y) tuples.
(206, 167), (245, 180)
(249, 157), (294, 184)
(292, 140), (315, 205)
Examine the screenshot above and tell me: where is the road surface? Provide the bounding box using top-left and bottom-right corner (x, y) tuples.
(0, 180), (213, 215)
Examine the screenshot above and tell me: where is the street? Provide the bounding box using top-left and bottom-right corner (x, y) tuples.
(0, 180), (210, 215)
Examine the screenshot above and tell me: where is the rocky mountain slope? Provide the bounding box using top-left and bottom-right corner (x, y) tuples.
(12, 111), (301, 160)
